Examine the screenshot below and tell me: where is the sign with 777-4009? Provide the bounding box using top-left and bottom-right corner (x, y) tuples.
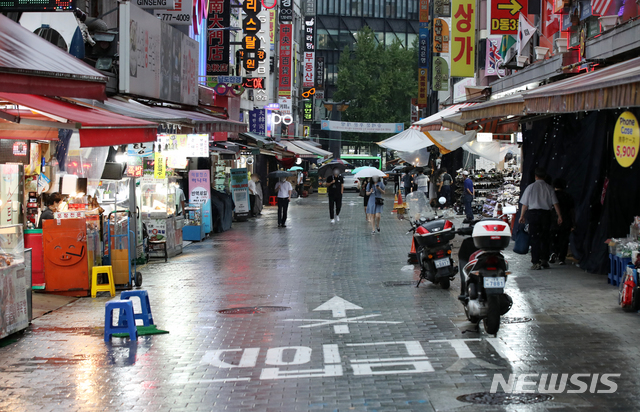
(490, 0), (527, 35)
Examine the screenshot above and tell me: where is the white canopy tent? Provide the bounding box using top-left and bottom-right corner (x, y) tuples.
(377, 127), (434, 152)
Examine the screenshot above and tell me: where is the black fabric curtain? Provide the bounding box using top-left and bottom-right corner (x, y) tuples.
(521, 111), (610, 273)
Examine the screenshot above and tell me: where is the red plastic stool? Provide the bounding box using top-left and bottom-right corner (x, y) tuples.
(269, 196), (277, 206)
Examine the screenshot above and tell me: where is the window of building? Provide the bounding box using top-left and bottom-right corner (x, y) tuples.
(407, 33), (417, 47)
(351, 0), (362, 16)
(317, 29), (339, 49)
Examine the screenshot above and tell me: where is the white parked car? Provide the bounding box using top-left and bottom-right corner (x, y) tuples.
(342, 172), (360, 191)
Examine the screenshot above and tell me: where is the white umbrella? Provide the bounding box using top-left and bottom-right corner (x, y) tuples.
(353, 168), (387, 179)
(377, 127), (434, 152)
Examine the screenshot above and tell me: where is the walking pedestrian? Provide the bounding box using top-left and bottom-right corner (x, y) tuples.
(360, 177), (370, 220)
(518, 168), (563, 270)
(297, 171), (304, 196)
(252, 174), (263, 216)
(248, 173), (257, 217)
(393, 173), (400, 194)
(325, 168), (344, 223)
(402, 172), (412, 197)
(414, 169), (429, 198)
(366, 176), (386, 235)
(462, 171), (474, 222)
(437, 167), (452, 207)
(550, 178), (575, 265)
(275, 176), (292, 227)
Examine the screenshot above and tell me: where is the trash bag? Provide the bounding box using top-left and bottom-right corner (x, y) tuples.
(513, 223), (530, 255)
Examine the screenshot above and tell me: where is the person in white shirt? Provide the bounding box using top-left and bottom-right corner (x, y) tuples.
(414, 169), (429, 197)
(274, 176), (293, 227)
(248, 174), (257, 217)
(297, 172), (304, 195)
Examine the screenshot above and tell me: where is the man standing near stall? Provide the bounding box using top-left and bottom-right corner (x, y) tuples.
(325, 168), (344, 224)
(462, 171), (474, 222)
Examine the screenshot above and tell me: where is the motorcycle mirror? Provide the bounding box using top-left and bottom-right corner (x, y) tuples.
(438, 197), (446, 205)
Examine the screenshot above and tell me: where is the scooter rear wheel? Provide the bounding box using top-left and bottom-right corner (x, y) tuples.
(439, 278), (450, 290)
(483, 295), (501, 335)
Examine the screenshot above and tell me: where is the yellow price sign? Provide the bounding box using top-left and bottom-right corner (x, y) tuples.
(154, 152), (166, 179)
(613, 111), (640, 168)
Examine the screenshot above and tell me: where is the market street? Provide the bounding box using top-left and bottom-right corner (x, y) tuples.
(1, 193), (639, 412)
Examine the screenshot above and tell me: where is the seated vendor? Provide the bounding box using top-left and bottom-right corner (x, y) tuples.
(37, 192), (62, 229)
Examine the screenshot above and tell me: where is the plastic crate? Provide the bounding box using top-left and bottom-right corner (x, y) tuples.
(608, 254), (631, 286)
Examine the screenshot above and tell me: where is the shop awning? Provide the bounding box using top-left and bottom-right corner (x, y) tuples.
(282, 141), (316, 158)
(0, 93), (157, 147)
(459, 95), (525, 121)
(77, 97), (192, 125)
(0, 118), (59, 141)
(290, 140), (333, 159)
(413, 103), (478, 130)
(0, 15), (107, 100)
(377, 127), (434, 151)
(147, 105), (247, 134)
(524, 56), (640, 113)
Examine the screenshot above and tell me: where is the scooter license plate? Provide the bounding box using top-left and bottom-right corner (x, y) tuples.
(434, 258), (450, 269)
(483, 277), (505, 289)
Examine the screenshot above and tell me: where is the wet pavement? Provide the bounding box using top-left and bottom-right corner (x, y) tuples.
(2, 192), (640, 411)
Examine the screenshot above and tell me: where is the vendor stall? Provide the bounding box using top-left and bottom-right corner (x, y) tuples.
(140, 177), (182, 259)
(0, 224), (29, 339)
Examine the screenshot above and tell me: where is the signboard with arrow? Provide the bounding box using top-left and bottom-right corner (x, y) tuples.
(490, 0), (528, 35)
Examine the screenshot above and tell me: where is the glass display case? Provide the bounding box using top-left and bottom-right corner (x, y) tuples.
(140, 177), (176, 218)
(0, 224), (25, 267)
(183, 203), (205, 242)
(0, 164), (24, 227)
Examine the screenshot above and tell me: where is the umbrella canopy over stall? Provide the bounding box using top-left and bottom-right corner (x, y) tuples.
(377, 126), (434, 151)
(268, 171), (292, 179)
(397, 147), (431, 167)
(318, 159), (354, 178)
(353, 168), (387, 179)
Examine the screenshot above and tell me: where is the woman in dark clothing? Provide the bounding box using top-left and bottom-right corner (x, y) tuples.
(360, 178), (370, 220)
(38, 192), (62, 229)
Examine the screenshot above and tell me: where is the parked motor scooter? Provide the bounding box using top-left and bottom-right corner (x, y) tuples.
(457, 218), (513, 334)
(406, 194), (457, 289)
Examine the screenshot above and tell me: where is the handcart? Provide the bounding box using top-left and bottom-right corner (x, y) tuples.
(104, 210), (142, 288)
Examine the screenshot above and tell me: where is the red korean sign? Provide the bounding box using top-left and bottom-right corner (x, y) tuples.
(419, 0), (429, 22)
(278, 23), (292, 96)
(490, 0), (527, 35)
(451, 0), (476, 78)
(206, 0), (230, 76)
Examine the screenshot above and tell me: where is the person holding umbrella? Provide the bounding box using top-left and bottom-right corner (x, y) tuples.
(325, 168), (344, 223)
(354, 168), (387, 234)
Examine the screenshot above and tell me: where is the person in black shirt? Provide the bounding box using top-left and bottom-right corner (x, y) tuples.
(325, 168), (344, 223)
(38, 192), (62, 229)
(550, 178), (575, 265)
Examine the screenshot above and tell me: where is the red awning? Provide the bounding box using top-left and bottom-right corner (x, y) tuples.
(0, 93), (157, 147)
(0, 15), (107, 100)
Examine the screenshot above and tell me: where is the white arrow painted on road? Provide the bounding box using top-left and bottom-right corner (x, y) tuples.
(313, 296), (363, 318)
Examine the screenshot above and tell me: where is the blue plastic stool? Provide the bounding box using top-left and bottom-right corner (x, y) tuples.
(118, 290), (154, 327)
(608, 254), (632, 286)
(104, 300), (138, 342)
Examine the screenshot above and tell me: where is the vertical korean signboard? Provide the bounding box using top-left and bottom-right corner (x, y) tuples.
(206, 0), (230, 76)
(240, 0), (266, 72)
(279, 0), (293, 22)
(451, 0), (475, 78)
(279, 23), (293, 101)
(303, 16), (316, 88)
(188, 170), (212, 233)
(418, 0), (429, 107)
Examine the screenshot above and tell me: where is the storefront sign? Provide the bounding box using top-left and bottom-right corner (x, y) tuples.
(189, 170), (212, 232)
(279, 0), (293, 22)
(303, 16), (316, 88)
(278, 24), (293, 95)
(127, 164), (144, 177)
(316, 57), (325, 89)
(278, 97), (292, 114)
(255, 8), (271, 85)
(206, 0), (231, 76)
(554, 0), (567, 13)
(433, 18), (450, 53)
(419, 23), (429, 68)
(420, 0), (429, 22)
(0, 0), (75, 11)
(304, 0), (315, 14)
(54, 211), (86, 219)
(154, 152), (166, 179)
(490, 0), (527, 35)
(119, 2), (199, 105)
(270, 10), (276, 50)
(155, 0), (192, 25)
(613, 111), (640, 168)
(127, 142), (154, 157)
(321, 121), (404, 133)
(230, 168), (250, 215)
(249, 108), (267, 135)
(303, 99), (314, 122)
(579, 0), (592, 20)
(418, 68), (428, 107)
(12, 142), (27, 156)
(434, 0), (451, 16)
(240, 0), (266, 72)
(137, 0), (175, 9)
(432, 56), (449, 91)
(485, 37), (506, 76)
(243, 77), (266, 89)
(451, 0), (476, 77)
(187, 134), (209, 157)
